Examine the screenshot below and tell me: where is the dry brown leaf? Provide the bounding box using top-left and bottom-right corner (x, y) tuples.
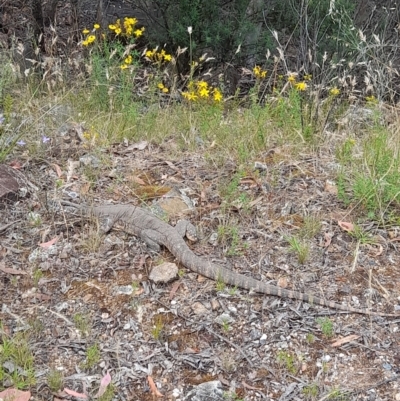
(51, 163), (63, 177)
(63, 388), (88, 399)
(169, 280), (182, 300)
(0, 388), (31, 401)
(324, 232), (333, 247)
(130, 175), (146, 185)
(131, 140), (148, 150)
(148, 376), (164, 397)
(242, 381), (262, 390)
(39, 236), (58, 248)
(9, 160), (23, 170)
(277, 277), (288, 288)
(324, 180), (337, 194)
(338, 221), (354, 233)
(0, 264), (27, 275)
(331, 334), (360, 347)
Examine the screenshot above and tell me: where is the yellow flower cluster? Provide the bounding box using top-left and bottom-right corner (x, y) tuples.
(145, 49), (172, 63)
(295, 81), (307, 91)
(157, 83), (169, 93)
(120, 54), (134, 69)
(253, 65), (267, 79)
(330, 87), (340, 96)
(182, 81), (223, 103)
(286, 73), (308, 91)
(82, 23), (100, 46)
(109, 17), (144, 38)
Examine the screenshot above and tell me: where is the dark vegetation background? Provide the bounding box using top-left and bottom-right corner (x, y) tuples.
(1, 0), (400, 98)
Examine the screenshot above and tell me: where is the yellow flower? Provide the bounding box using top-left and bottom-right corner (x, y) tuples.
(182, 91), (198, 101)
(82, 40), (89, 46)
(288, 74), (296, 83)
(330, 87), (340, 96)
(366, 95), (376, 102)
(82, 28), (90, 34)
(157, 82), (168, 93)
(295, 81), (307, 91)
(197, 81), (208, 89)
(304, 74), (312, 81)
(199, 87), (210, 97)
(108, 24), (116, 31)
(253, 65), (267, 79)
(124, 55), (133, 64)
(134, 29), (144, 38)
(86, 35), (95, 44)
(145, 50), (154, 58)
(124, 17), (137, 27)
(126, 25), (133, 36)
(115, 27), (122, 35)
(93, 23), (100, 30)
(120, 64), (128, 70)
(163, 53), (172, 62)
(213, 89), (223, 102)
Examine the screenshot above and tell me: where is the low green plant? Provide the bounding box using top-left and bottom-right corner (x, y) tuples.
(302, 383), (319, 400)
(82, 343), (100, 369)
(27, 316), (44, 337)
(326, 387), (350, 400)
(336, 138), (356, 165)
(131, 281), (140, 293)
(228, 286), (238, 296)
(215, 274), (226, 292)
(276, 350), (298, 374)
(217, 224), (246, 256)
(285, 235), (310, 264)
(221, 319), (231, 333)
(98, 384), (116, 401)
(47, 369), (64, 392)
(28, 211), (42, 227)
(151, 315), (164, 340)
(73, 313), (91, 336)
(316, 317), (334, 338)
(223, 391), (244, 401)
(32, 268), (43, 286)
(306, 333), (315, 344)
(348, 224), (375, 245)
(0, 329), (36, 390)
(299, 216), (321, 239)
(337, 125), (400, 220)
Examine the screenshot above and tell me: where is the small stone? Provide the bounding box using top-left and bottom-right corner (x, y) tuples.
(149, 262), (178, 283)
(0, 164), (21, 201)
(395, 393), (400, 401)
(254, 161), (268, 171)
(208, 232), (218, 245)
(210, 299), (221, 311)
(191, 302), (208, 315)
(183, 380), (224, 401)
(114, 285), (134, 295)
(214, 313), (234, 325)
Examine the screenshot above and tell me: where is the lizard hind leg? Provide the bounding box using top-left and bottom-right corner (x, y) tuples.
(175, 220), (198, 241)
(140, 229), (162, 252)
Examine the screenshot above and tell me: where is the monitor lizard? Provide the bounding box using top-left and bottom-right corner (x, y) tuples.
(60, 201), (398, 317)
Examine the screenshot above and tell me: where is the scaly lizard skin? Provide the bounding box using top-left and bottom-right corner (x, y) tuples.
(61, 201), (397, 317)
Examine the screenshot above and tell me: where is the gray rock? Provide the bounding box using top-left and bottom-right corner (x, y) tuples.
(184, 380), (224, 401)
(149, 262), (178, 283)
